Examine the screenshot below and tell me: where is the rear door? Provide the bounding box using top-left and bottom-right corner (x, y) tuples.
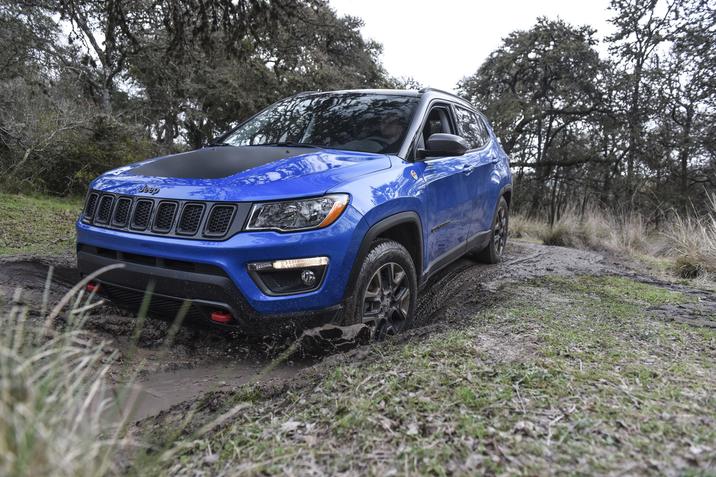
(453, 105), (499, 236)
(415, 103), (474, 272)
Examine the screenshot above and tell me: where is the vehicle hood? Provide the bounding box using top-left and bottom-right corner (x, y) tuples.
(91, 146), (391, 201)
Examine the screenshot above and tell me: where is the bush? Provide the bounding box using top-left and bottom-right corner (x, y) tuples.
(508, 214), (545, 240)
(674, 255), (705, 279)
(0, 77), (173, 196)
(539, 222), (573, 247)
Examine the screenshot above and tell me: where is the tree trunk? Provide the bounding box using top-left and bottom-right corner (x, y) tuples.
(548, 168), (560, 227)
(678, 105), (694, 207)
(98, 81), (112, 115)
(626, 63), (643, 203)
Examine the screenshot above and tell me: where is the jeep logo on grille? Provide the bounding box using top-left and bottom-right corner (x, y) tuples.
(138, 184), (160, 195)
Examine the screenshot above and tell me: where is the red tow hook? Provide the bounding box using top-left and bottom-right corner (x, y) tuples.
(86, 282), (100, 293)
(210, 310), (233, 324)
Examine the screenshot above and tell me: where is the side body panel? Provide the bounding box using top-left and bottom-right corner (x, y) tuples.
(414, 157), (473, 265)
(463, 135), (509, 236)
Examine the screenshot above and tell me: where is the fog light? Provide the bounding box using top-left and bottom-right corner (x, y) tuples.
(300, 269), (317, 287)
(247, 257), (329, 295)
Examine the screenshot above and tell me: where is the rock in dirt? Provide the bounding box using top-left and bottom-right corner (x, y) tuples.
(295, 323), (371, 356)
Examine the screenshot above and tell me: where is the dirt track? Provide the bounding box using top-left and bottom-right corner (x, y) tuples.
(1, 241), (713, 420)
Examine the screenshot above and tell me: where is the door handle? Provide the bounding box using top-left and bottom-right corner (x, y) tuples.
(461, 164), (472, 174)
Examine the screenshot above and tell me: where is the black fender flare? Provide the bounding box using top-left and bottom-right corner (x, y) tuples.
(487, 183), (513, 228)
(500, 183), (513, 206)
(343, 211), (424, 299)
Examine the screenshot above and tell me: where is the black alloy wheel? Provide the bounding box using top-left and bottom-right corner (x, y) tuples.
(475, 196), (509, 264)
(343, 239), (417, 339)
(361, 261), (411, 337)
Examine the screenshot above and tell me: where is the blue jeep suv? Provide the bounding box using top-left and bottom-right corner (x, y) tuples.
(77, 88), (512, 337)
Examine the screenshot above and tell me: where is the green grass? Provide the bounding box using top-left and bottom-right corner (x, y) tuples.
(0, 193), (81, 256)
(137, 276), (716, 475)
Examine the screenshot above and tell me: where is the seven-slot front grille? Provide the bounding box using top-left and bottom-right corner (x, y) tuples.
(112, 198), (132, 227)
(84, 192), (99, 220)
(81, 190), (249, 240)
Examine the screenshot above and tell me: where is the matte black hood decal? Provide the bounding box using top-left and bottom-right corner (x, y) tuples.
(131, 145), (320, 179)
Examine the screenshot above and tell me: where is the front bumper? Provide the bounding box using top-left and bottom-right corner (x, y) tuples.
(76, 204), (367, 333)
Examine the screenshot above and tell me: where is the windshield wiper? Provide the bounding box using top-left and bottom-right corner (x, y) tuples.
(205, 141), (233, 147)
(257, 142), (324, 149)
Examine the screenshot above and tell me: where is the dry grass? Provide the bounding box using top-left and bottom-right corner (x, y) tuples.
(512, 208), (650, 253)
(512, 195), (716, 282)
(663, 194), (716, 279)
(0, 266), (134, 476)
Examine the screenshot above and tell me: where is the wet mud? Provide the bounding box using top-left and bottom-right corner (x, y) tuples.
(1, 241), (712, 420)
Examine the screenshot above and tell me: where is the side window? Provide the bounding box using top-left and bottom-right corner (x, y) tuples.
(419, 105), (455, 147)
(475, 114), (491, 146)
(455, 106), (488, 150)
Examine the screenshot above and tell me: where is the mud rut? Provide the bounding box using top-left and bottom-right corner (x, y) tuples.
(1, 242), (713, 421)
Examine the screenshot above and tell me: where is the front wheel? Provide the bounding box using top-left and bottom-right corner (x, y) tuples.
(343, 239), (417, 339)
(475, 196), (509, 264)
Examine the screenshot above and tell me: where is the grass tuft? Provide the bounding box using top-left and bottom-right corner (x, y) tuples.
(663, 193), (716, 279)
(0, 268), (133, 476)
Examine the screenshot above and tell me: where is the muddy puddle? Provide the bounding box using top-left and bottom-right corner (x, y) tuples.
(126, 359), (309, 421)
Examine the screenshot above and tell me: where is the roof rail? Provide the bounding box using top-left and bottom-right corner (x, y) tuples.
(418, 87), (468, 102)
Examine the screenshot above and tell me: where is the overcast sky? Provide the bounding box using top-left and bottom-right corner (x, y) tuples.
(329, 0), (616, 92)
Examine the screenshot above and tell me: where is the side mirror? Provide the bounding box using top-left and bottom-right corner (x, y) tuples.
(418, 133), (470, 159)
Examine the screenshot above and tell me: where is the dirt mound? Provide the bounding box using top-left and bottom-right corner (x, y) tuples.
(415, 242), (606, 325)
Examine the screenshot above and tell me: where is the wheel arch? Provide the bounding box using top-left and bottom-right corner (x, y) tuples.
(500, 183), (513, 208)
(344, 211), (424, 299)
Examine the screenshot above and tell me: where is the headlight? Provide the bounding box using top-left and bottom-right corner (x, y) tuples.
(245, 194), (349, 232)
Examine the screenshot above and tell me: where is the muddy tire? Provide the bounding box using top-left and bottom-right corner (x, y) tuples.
(342, 239), (417, 339)
(475, 196), (509, 264)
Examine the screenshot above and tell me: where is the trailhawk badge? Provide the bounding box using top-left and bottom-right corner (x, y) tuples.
(138, 184), (160, 195)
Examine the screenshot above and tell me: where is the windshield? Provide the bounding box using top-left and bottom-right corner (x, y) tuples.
(222, 93), (419, 154)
